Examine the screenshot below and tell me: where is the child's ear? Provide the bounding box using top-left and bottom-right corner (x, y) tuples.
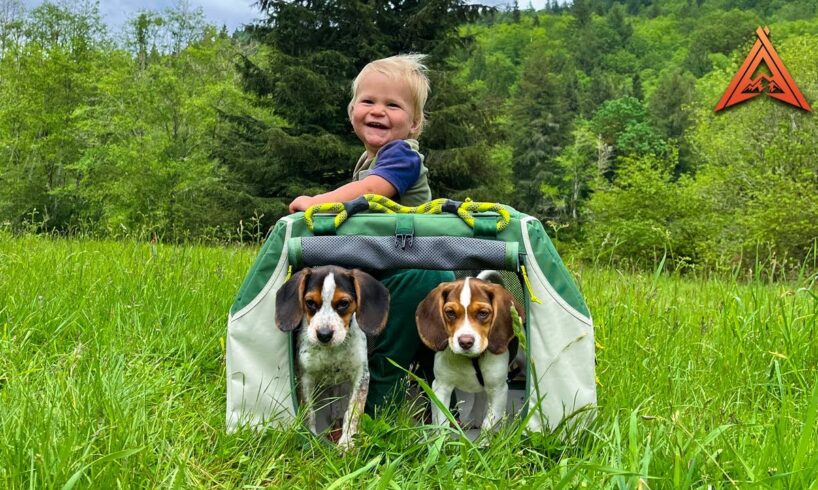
(410, 117), (421, 135)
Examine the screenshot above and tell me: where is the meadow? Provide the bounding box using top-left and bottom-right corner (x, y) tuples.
(1, 233), (816, 488)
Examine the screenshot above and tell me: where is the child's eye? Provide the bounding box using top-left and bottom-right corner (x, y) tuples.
(360, 99), (373, 104)
(387, 103), (401, 108)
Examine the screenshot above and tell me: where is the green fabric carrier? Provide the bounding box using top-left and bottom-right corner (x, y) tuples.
(226, 197), (596, 434)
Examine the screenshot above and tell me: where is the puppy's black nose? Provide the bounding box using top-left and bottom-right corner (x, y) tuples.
(458, 334), (475, 350)
(317, 328), (333, 344)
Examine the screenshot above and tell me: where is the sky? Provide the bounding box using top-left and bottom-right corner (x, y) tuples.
(20, 0), (551, 34)
(22, 0), (262, 33)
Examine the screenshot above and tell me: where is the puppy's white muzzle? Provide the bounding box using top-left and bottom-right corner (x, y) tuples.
(450, 325), (483, 357)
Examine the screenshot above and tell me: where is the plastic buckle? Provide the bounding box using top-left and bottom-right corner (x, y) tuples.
(394, 215), (414, 251)
(394, 233), (414, 250)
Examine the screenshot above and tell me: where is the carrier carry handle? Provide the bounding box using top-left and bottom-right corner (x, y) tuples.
(303, 194), (511, 235)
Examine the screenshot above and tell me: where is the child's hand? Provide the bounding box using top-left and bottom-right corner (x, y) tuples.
(289, 196), (316, 213)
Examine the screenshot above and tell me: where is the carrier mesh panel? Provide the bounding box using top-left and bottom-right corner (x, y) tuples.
(299, 236), (510, 271)
(452, 270), (524, 306)
(499, 270), (525, 306)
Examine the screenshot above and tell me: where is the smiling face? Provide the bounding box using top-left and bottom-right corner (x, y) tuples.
(349, 72), (420, 157)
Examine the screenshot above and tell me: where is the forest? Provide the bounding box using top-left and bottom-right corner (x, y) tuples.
(1, 0), (817, 274)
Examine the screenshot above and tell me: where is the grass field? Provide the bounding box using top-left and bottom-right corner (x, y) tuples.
(1, 233), (817, 488)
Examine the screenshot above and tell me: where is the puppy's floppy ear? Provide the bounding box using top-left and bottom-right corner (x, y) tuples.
(487, 285), (524, 355)
(415, 283), (452, 352)
(352, 269), (390, 336)
(275, 268), (310, 332)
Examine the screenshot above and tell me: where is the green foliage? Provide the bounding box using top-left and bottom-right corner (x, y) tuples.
(606, 3), (633, 43)
(647, 67), (696, 140)
(683, 33), (818, 268)
(589, 96), (668, 168)
(683, 9), (760, 76)
(591, 96), (648, 145)
(0, 1), (262, 240)
(574, 13), (622, 73)
(552, 121), (601, 224)
(71, 30), (265, 238)
(508, 46), (575, 217)
(581, 28), (818, 272)
(584, 151), (700, 265)
(628, 15), (684, 76)
(1, 0), (818, 274)
(0, 1), (106, 230)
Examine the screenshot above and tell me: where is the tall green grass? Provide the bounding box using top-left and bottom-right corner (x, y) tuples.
(1, 233), (816, 488)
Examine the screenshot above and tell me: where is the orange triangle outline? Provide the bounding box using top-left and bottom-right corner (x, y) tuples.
(715, 26), (811, 112)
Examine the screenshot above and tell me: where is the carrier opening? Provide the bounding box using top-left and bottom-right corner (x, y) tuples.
(286, 268), (531, 437)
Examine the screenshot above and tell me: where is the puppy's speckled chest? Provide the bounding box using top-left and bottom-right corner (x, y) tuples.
(298, 320), (367, 384)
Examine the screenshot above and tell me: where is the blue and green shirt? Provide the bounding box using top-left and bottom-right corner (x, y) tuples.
(352, 139), (431, 206)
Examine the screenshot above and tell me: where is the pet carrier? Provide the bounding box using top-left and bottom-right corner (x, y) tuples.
(226, 196), (596, 434)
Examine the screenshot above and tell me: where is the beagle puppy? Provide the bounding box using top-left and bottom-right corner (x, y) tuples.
(275, 265), (389, 450)
(416, 276), (524, 431)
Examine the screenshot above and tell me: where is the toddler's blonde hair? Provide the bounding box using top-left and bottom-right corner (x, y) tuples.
(348, 54), (430, 138)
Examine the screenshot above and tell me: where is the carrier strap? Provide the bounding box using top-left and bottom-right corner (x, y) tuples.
(471, 337), (519, 388)
(303, 194), (511, 235)
(472, 357), (485, 387)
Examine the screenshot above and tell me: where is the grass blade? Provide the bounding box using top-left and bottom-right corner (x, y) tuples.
(61, 448), (144, 490)
(326, 456), (381, 490)
(791, 379), (818, 486)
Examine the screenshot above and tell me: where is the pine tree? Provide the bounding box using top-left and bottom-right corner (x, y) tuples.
(509, 49), (574, 218)
(606, 4), (631, 44)
(648, 68), (696, 174)
(572, 0), (592, 28)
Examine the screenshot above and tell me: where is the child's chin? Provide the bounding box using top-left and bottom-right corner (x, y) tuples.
(365, 136), (390, 149)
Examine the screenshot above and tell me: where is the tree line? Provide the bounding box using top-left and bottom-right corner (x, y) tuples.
(1, 0), (816, 273)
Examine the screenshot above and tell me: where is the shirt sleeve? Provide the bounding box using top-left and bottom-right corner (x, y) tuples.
(368, 140), (422, 197)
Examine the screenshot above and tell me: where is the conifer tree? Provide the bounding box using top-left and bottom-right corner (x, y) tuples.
(509, 49), (574, 218)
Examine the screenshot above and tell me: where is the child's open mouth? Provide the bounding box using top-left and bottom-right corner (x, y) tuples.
(366, 122), (389, 129)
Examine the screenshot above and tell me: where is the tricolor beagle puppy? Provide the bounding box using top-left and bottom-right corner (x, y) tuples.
(275, 265), (389, 450)
(416, 275), (524, 431)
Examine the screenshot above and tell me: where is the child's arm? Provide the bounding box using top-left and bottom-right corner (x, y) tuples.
(288, 175), (396, 213)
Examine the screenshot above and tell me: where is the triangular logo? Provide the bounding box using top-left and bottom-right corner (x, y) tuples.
(715, 26), (811, 112)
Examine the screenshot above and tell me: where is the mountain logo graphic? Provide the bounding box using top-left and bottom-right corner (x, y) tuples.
(715, 27), (810, 112)
(742, 74), (784, 94)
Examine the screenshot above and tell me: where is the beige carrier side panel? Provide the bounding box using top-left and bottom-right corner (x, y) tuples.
(520, 218), (596, 432)
(226, 219), (296, 431)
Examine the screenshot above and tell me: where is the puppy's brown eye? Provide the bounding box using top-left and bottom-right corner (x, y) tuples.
(305, 299), (318, 311)
(477, 310), (490, 320)
(444, 309), (456, 320)
(336, 300), (350, 311)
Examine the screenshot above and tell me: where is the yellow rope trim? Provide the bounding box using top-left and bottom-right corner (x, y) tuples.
(510, 304), (527, 352)
(304, 194), (511, 233)
(520, 264), (543, 305)
(304, 202), (346, 231)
